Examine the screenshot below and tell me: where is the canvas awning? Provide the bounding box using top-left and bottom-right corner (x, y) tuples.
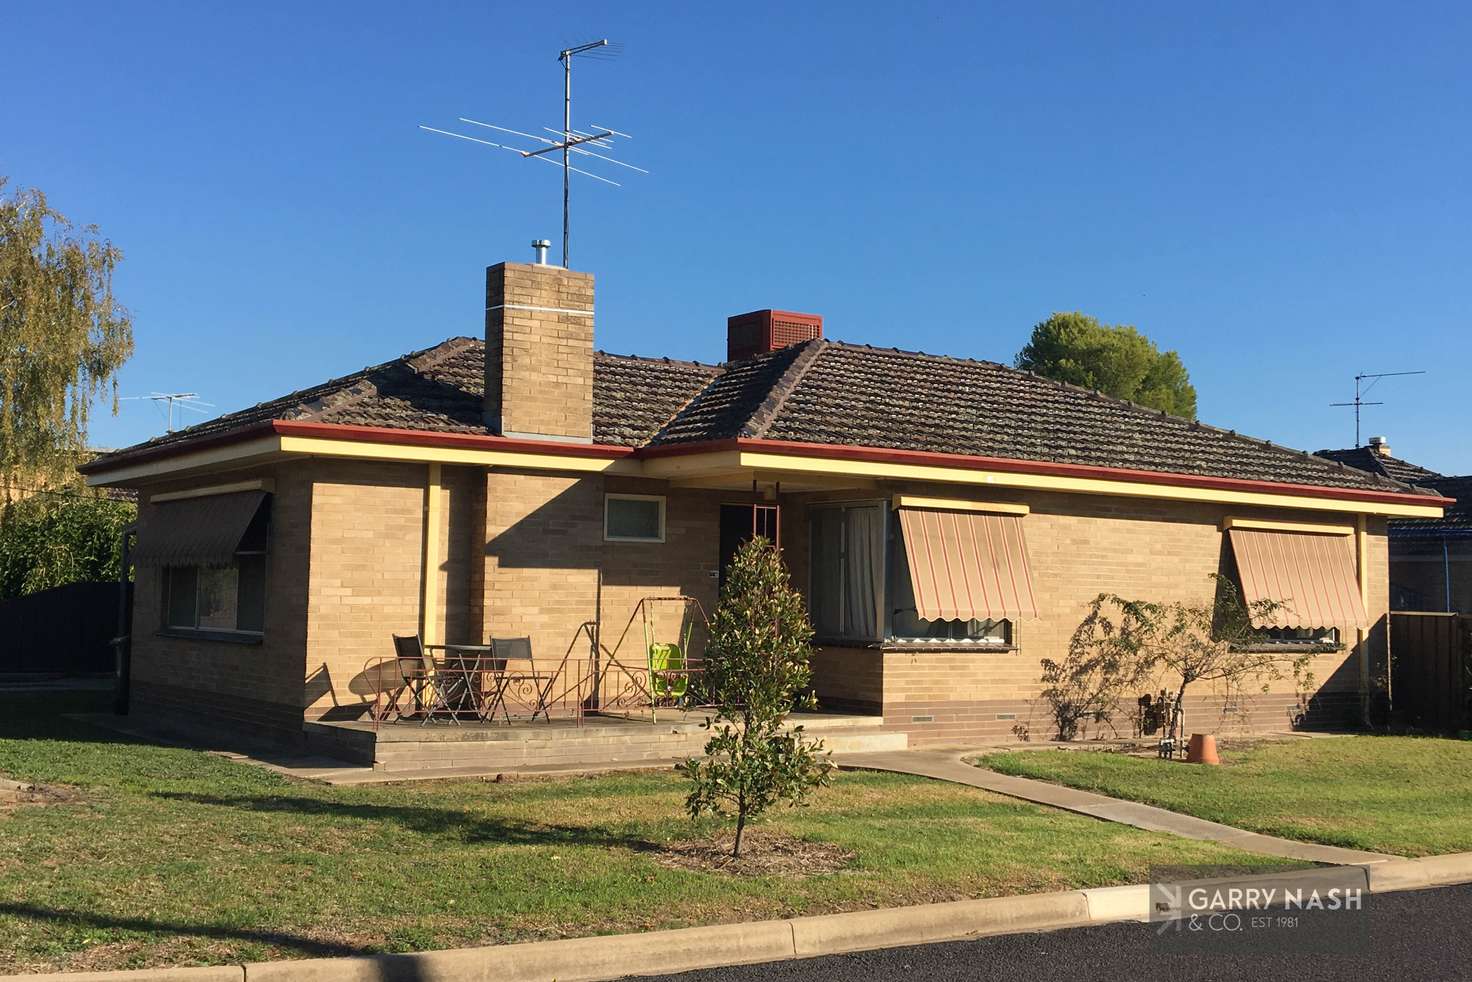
(1226, 526), (1369, 629)
(132, 491), (269, 567)
(895, 506), (1038, 621)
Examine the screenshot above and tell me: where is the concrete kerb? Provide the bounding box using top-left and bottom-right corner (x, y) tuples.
(5, 855), (1470, 982)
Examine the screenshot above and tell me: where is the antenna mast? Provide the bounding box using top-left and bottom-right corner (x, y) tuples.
(1330, 370), (1426, 446)
(121, 392), (214, 433)
(420, 38), (641, 268)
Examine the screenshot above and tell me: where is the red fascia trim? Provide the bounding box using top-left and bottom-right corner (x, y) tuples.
(271, 420), (635, 459)
(77, 421), (278, 474)
(638, 436), (1451, 508)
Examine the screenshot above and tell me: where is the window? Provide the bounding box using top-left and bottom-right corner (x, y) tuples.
(605, 494), (665, 542)
(887, 515), (1012, 645)
(161, 503), (268, 636)
(807, 502), (1018, 646)
(809, 503), (884, 640)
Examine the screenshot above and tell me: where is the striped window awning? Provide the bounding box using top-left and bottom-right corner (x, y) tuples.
(133, 491), (269, 567)
(895, 506), (1039, 622)
(1226, 526), (1369, 629)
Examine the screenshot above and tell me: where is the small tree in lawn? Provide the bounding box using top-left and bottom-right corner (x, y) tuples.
(680, 537), (833, 858)
(1099, 576), (1304, 754)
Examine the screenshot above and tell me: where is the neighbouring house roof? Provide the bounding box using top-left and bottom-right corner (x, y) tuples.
(1397, 476), (1472, 534)
(85, 335), (1434, 499)
(1314, 446), (1444, 486)
(1315, 446), (1470, 534)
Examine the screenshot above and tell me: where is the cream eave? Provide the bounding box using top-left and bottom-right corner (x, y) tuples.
(645, 448), (1446, 519)
(273, 434), (641, 474)
(82, 434), (286, 487)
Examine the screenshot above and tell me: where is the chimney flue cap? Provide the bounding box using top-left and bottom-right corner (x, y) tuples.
(531, 239), (551, 265)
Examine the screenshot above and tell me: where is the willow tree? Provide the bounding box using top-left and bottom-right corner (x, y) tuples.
(0, 178), (134, 500)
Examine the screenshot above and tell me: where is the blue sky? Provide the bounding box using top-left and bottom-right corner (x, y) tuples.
(6, 2), (1470, 471)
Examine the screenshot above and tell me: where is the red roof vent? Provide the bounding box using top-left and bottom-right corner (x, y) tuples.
(726, 309), (823, 363)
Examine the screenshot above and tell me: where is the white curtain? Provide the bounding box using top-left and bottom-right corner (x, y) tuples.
(841, 506), (882, 640)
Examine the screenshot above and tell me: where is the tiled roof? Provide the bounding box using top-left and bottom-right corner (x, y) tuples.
(89, 335), (1430, 497)
(651, 340), (1417, 494)
(593, 353), (723, 446)
(90, 338), (721, 462)
(1314, 447), (1443, 486)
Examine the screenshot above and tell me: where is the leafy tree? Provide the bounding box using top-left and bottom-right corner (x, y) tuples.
(0, 493), (135, 600)
(680, 538), (833, 857)
(1086, 578), (1306, 753)
(0, 178), (134, 499)
(1015, 312), (1196, 418)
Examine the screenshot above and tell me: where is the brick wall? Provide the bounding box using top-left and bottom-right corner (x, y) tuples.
(484, 262), (594, 441)
(796, 486), (1391, 746)
(129, 461), (312, 740)
(480, 472), (723, 685)
(303, 459), (427, 720)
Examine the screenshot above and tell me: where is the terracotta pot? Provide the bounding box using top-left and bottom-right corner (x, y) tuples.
(1186, 733), (1220, 765)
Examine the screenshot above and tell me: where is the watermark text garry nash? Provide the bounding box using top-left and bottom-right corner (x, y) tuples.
(1148, 867), (1369, 954)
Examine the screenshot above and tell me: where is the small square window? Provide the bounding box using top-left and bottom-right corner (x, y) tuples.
(605, 494), (665, 542)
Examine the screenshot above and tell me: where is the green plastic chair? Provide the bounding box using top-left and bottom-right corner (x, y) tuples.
(648, 641), (687, 700)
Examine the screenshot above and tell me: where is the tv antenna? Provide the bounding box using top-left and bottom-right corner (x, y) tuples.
(1330, 370), (1425, 446)
(121, 392), (214, 433)
(420, 38), (643, 269)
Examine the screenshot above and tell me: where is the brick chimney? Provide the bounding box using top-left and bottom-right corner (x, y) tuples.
(726, 309), (823, 363)
(1368, 435), (1392, 458)
(484, 261), (594, 442)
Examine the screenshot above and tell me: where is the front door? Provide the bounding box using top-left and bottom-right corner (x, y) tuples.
(718, 503), (780, 593)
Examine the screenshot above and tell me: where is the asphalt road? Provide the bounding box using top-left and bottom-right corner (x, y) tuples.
(639, 883), (1472, 982)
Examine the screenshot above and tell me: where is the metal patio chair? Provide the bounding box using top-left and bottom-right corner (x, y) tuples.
(390, 633), (469, 725)
(484, 636), (558, 723)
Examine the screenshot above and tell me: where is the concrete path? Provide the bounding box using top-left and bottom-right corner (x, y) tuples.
(835, 749), (1397, 865)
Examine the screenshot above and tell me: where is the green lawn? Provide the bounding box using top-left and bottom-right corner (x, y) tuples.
(980, 737), (1472, 858)
(0, 691), (1298, 974)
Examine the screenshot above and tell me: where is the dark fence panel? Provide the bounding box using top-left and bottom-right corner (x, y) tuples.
(1390, 611), (1471, 732)
(0, 581), (123, 675)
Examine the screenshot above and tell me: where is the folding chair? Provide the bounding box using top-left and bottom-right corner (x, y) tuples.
(391, 633), (467, 725)
(485, 636), (558, 723)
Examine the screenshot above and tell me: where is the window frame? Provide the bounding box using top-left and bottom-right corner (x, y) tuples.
(806, 499), (887, 644)
(884, 508), (1014, 647)
(806, 500), (1017, 649)
(159, 503), (270, 640)
(604, 493), (666, 543)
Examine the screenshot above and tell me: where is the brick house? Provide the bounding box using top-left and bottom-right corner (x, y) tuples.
(80, 257), (1451, 749)
(1317, 440), (1472, 613)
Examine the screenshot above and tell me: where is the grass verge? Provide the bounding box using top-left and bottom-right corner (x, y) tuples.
(1, 691), (1297, 973)
(980, 736), (1472, 858)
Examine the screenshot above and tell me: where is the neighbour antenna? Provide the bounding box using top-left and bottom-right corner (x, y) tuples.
(419, 38), (643, 268)
(121, 392), (214, 433)
(1330, 370), (1425, 446)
